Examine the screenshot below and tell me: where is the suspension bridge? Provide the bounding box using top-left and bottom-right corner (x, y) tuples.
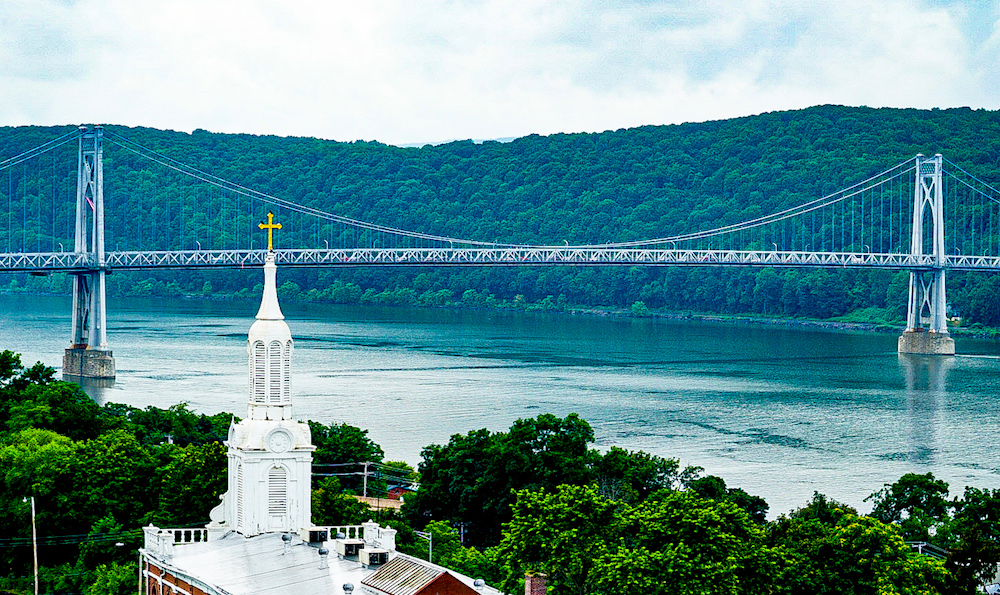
(3, 126), (1000, 378)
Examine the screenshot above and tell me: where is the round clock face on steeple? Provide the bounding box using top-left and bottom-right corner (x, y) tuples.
(266, 429), (292, 453)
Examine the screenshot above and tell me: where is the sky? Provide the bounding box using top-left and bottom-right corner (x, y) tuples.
(1, 0), (998, 146)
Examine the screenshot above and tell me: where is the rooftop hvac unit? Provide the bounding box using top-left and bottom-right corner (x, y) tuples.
(299, 527), (329, 545)
(334, 539), (365, 558)
(360, 548), (388, 566)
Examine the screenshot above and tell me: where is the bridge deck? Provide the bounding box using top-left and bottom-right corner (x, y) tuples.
(2, 249), (998, 272)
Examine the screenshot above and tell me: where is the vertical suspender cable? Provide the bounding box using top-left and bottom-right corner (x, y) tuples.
(6, 167), (10, 253)
(21, 162), (26, 252)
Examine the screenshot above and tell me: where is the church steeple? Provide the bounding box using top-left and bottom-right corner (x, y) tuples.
(247, 250), (293, 421)
(207, 214), (314, 539)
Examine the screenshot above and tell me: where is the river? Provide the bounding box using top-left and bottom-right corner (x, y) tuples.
(2, 292), (999, 517)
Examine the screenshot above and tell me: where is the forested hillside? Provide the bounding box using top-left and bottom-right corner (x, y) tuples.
(3, 105), (1000, 324)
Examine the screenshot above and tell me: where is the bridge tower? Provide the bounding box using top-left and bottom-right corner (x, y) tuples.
(62, 126), (116, 380)
(898, 154), (955, 355)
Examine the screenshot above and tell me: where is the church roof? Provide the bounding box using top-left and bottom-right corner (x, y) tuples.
(142, 532), (504, 595)
(145, 532), (365, 595)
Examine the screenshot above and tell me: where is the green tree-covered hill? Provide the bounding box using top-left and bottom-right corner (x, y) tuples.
(3, 105), (1000, 323)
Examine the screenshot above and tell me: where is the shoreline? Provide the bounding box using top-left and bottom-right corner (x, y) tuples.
(5, 288), (994, 340)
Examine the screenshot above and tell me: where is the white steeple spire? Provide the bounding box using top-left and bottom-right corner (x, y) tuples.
(209, 235), (315, 539)
(247, 252), (293, 420)
(256, 251), (284, 321)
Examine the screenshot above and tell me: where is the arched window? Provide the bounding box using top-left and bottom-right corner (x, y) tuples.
(252, 341), (266, 402)
(269, 341), (282, 403)
(282, 340), (292, 401)
(268, 466), (287, 516)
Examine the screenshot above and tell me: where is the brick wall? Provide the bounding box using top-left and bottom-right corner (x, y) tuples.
(524, 573), (547, 595)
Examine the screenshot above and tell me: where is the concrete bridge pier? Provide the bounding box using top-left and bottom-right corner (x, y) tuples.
(63, 347), (115, 380)
(898, 330), (955, 356)
(898, 269), (954, 355)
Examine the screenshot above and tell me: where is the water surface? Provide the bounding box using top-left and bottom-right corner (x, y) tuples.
(2, 293), (999, 516)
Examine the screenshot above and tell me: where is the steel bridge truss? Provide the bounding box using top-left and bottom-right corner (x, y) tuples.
(5, 248), (1000, 272)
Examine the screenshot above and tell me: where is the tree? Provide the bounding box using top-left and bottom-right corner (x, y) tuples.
(406, 520), (462, 565)
(309, 421), (385, 494)
(499, 485), (773, 595)
(6, 381), (104, 440)
(85, 562), (137, 595)
(78, 516), (140, 570)
(596, 491), (772, 595)
(866, 473), (950, 542)
(594, 446), (700, 502)
(767, 493), (950, 595)
(498, 484), (620, 595)
(0, 429), (81, 573)
(442, 546), (504, 586)
(945, 487), (1000, 593)
(123, 403), (231, 446)
(686, 475), (769, 524)
(407, 413), (600, 547)
(404, 428), (496, 542)
(311, 477), (370, 526)
(154, 441), (228, 526)
(73, 430), (158, 530)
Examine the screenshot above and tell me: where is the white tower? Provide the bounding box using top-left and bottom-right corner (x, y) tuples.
(209, 220), (314, 538)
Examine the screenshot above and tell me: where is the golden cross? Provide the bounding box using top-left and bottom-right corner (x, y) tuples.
(258, 212), (282, 251)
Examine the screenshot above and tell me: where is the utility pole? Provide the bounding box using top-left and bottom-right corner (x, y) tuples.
(24, 497), (38, 595)
(363, 462), (369, 498)
(414, 531), (432, 563)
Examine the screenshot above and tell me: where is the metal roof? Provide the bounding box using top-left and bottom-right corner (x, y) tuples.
(361, 554), (504, 595)
(361, 556), (441, 595)
(142, 533), (505, 595)
(143, 532), (372, 595)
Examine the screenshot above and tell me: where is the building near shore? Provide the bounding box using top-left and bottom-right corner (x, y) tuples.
(140, 233), (503, 595)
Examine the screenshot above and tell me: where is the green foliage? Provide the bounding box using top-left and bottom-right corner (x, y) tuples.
(311, 477), (370, 526)
(594, 446), (700, 502)
(685, 475), (770, 524)
(406, 413), (599, 546)
(629, 301), (651, 317)
(499, 484), (771, 595)
(153, 441), (227, 526)
(944, 487), (1000, 593)
(78, 516), (140, 570)
(380, 461), (419, 484)
(309, 421), (385, 494)
(442, 546), (504, 586)
(309, 421), (385, 465)
(85, 562), (136, 595)
(404, 520), (462, 565)
(597, 491), (771, 595)
(866, 473), (950, 542)
(767, 493), (950, 595)
(0, 351), (102, 440)
(120, 402), (232, 446)
(37, 563), (91, 595)
(499, 484), (621, 595)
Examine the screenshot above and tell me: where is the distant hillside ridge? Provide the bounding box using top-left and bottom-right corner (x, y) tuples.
(2, 105), (1000, 324)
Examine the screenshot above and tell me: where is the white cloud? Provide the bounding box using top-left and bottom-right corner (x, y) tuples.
(0, 0), (996, 144)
